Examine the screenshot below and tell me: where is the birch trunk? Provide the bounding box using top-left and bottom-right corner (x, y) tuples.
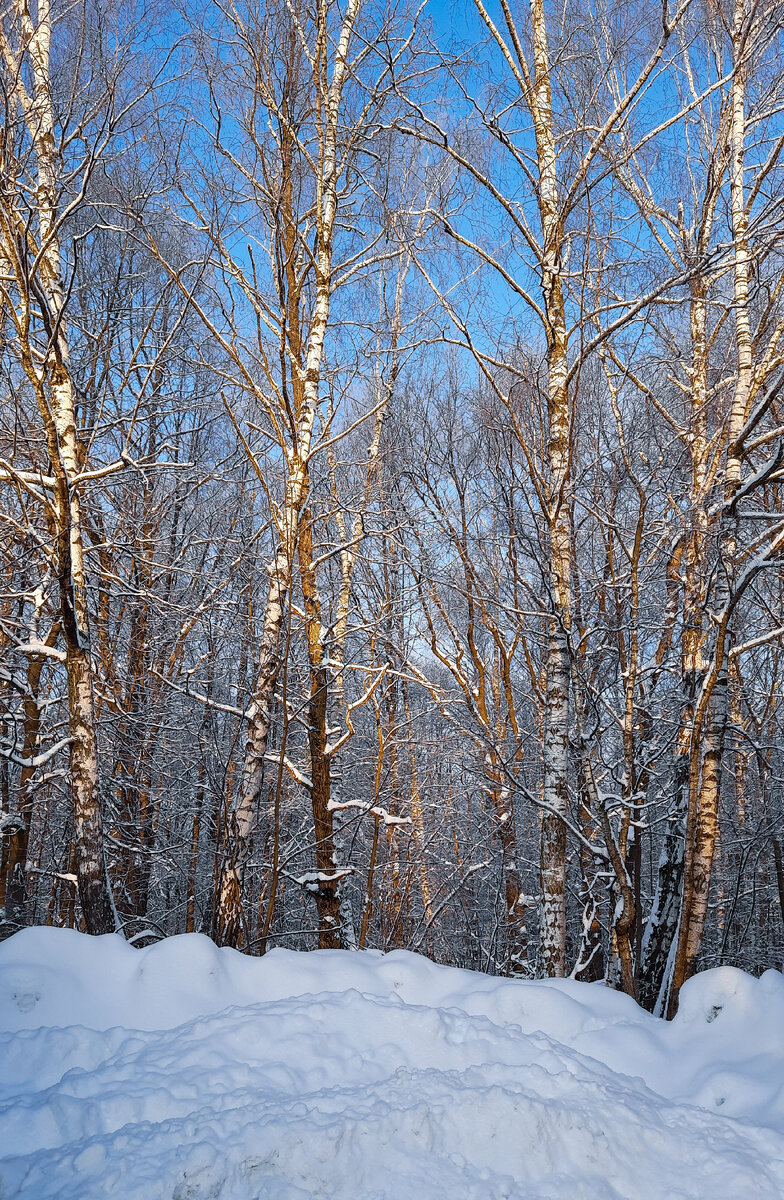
(298, 504), (343, 948)
(530, 0), (572, 977)
(3, 642), (49, 923)
(217, 0), (362, 944)
(3, 0), (115, 934)
(677, 0), (753, 984)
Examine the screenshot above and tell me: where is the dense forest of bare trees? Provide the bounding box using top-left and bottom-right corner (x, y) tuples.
(2, 0), (784, 1016)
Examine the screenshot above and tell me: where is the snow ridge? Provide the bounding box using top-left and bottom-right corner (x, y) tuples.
(1, 929), (784, 1199)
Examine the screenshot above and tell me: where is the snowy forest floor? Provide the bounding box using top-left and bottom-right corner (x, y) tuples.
(2, 931), (784, 1199)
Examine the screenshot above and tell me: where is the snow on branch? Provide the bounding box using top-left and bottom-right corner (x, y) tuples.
(325, 664), (388, 757)
(0, 735), (73, 769)
(327, 798), (411, 827)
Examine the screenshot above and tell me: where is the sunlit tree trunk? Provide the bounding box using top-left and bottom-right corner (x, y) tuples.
(0, 0), (115, 933)
(672, 1), (755, 998)
(527, 0), (573, 978)
(216, 0), (363, 944)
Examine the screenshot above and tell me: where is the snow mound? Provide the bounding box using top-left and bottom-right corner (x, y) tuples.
(1, 930), (784, 1199)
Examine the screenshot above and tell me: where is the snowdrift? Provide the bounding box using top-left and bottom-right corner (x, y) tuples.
(2, 929), (784, 1199)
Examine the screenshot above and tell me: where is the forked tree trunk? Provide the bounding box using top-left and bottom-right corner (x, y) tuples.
(216, 0), (362, 944)
(671, 0), (755, 1004)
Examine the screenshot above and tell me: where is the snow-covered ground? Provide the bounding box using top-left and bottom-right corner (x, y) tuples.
(1, 931), (784, 1199)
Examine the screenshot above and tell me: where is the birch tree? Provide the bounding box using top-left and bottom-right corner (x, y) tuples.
(150, 0), (420, 946)
(401, 0), (699, 976)
(0, 0), (121, 932)
(670, 0), (784, 1007)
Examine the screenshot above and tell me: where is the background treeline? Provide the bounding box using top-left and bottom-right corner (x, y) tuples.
(2, 0), (784, 1016)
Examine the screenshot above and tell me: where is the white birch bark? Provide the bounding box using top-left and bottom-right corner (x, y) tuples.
(218, 0), (363, 944)
(677, 0), (754, 986)
(0, 0), (114, 933)
(529, 0), (572, 978)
